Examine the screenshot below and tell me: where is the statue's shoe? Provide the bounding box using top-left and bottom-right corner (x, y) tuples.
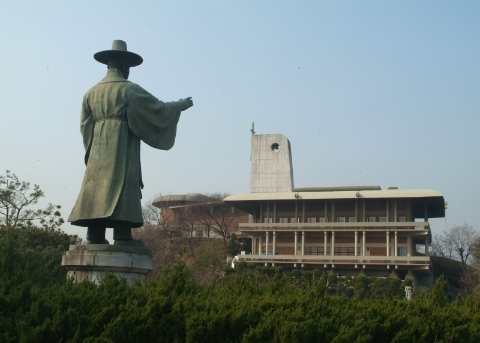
(113, 239), (145, 247)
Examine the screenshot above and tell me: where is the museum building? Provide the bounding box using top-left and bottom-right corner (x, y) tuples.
(223, 132), (446, 286)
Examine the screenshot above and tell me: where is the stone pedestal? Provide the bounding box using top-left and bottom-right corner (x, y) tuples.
(62, 245), (154, 285)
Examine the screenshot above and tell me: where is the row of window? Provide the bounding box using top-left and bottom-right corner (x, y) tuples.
(265, 216), (406, 223)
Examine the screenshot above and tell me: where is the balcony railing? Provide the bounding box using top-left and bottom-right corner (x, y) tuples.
(237, 254), (430, 267)
(238, 221), (429, 231)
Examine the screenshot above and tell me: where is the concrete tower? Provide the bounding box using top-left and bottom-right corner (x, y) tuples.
(250, 133), (294, 193)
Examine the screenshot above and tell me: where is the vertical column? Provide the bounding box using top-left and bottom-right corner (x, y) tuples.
(425, 237), (429, 256)
(301, 231), (305, 255)
(386, 231), (390, 257)
(265, 231), (269, 266)
(331, 232), (335, 256)
(294, 231), (298, 255)
(355, 231), (358, 257)
(252, 236), (255, 255)
(324, 231), (327, 256)
(394, 231), (398, 257)
(362, 231), (366, 257)
(259, 235), (263, 255)
(272, 232), (276, 266)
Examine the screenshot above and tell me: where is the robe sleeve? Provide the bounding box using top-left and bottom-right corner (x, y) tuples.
(126, 83), (182, 150)
(80, 93), (94, 165)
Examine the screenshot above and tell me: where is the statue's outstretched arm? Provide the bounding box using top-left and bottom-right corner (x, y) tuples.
(177, 97), (193, 111)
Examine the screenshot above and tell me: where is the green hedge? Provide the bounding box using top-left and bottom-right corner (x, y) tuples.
(2, 228), (480, 342)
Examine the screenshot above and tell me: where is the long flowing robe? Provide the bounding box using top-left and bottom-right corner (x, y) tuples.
(68, 69), (182, 228)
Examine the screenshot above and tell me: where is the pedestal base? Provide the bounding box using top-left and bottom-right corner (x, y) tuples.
(62, 245), (154, 285)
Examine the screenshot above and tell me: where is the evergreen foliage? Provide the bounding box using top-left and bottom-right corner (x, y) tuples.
(2, 227), (480, 342)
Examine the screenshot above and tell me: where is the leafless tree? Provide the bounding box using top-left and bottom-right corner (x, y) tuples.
(431, 223), (479, 265)
(174, 197), (208, 260)
(195, 192), (236, 251)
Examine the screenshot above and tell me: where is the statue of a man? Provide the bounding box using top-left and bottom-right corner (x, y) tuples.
(68, 40), (193, 246)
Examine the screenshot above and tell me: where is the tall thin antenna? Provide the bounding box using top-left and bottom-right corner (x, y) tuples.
(250, 122), (255, 135)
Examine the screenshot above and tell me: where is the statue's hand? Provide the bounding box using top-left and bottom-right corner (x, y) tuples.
(177, 97), (193, 111)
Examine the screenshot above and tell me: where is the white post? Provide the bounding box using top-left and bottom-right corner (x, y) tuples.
(294, 231), (298, 255)
(362, 231), (366, 257)
(301, 231), (305, 255)
(386, 231), (390, 257)
(355, 231), (358, 257)
(394, 231), (398, 257)
(331, 232), (335, 256)
(324, 231), (327, 256)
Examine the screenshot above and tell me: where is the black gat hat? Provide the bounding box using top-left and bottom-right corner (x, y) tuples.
(94, 40), (143, 67)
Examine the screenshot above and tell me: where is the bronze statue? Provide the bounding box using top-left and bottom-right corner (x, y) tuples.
(68, 40), (193, 246)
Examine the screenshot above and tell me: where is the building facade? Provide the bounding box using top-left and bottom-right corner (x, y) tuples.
(224, 132), (446, 287)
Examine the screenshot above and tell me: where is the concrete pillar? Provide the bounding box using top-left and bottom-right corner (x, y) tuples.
(301, 231), (305, 255)
(355, 231), (358, 257)
(331, 232), (335, 256)
(362, 231), (366, 257)
(272, 232), (276, 266)
(294, 231), (298, 255)
(394, 231), (398, 257)
(62, 245), (153, 285)
(324, 231), (327, 256)
(259, 235), (263, 254)
(386, 231), (390, 257)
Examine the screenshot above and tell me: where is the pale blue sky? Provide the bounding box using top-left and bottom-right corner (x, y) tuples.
(1, 1), (479, 239)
